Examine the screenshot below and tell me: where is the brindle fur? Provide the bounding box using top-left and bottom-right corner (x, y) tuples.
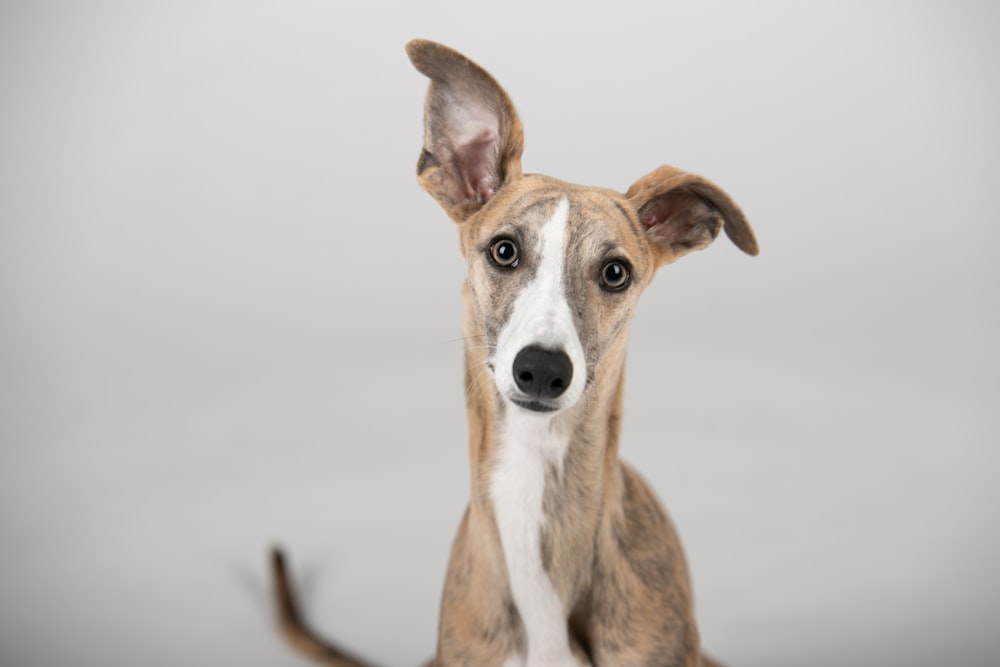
(271, 40), (757, 667)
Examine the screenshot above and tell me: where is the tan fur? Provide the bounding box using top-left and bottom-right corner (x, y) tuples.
(271, 40), (757, 667)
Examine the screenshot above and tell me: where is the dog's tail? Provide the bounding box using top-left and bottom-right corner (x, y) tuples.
(270, 547), (382, 667)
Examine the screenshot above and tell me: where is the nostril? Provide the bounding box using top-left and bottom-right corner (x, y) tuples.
(518, 371), (534, 384)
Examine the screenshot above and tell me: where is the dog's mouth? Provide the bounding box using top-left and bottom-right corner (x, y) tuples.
(510, 397), (560, 413)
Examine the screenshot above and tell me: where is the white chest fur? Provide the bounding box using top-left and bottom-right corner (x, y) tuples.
(490, 412), (586, 667)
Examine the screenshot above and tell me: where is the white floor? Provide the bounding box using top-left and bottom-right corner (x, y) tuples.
(2, 3), (998, 666)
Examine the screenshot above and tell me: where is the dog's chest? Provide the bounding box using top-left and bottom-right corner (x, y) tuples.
(490, 413), (585, 666)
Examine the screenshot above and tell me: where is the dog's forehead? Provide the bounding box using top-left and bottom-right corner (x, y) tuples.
(466, 176), (647, 258)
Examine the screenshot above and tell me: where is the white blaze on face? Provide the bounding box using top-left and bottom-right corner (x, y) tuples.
(492, 196), (586, 412)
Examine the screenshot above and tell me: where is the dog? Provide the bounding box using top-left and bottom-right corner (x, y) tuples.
(271, 39), (758, 667)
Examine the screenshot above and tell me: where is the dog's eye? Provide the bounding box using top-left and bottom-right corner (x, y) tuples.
(489, 238), (519, 268)
(600, 260), (630, 291)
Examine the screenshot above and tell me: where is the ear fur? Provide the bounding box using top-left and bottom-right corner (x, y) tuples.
(626, 165), (758, 265)
(407, 40), (524, 223)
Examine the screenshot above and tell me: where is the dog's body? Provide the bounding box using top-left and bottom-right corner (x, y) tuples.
(272, 40), (757, 667)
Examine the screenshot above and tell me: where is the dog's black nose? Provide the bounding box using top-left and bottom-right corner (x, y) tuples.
(512, 346), (573, 400)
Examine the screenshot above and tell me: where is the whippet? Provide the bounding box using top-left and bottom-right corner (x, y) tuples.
(271, 39), (758, 667)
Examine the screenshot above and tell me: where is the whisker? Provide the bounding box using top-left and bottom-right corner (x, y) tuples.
(464, 361), (497, 401)
(441, 334), (488, 345)
(462, 345), (497, 353)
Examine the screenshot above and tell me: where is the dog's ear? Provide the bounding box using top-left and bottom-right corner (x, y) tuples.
(407, 39), (524, 223)
(626, 165), (758, 266)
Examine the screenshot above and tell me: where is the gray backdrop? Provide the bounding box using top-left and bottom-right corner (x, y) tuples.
(2, 1), (998, 666)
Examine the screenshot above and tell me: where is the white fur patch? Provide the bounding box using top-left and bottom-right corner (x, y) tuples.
(492, 197), (586, 412)
(491, 412), (584, 667)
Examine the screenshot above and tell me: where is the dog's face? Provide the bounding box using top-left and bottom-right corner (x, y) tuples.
(407, 40), (758, 416)
(459, 177), (654, 414)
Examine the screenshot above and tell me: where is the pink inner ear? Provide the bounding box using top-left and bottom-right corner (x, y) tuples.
(639, 190), (720, 248)
(445, 100), (501, 201)
(639, 191), (698, 231)
(455, 128), (498, 200)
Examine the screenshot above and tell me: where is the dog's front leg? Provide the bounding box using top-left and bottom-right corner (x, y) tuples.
(434, 509), (524, 666)
(586, 465), (702, 667)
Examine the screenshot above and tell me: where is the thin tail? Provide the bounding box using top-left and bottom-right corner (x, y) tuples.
(271, 547), (381, 667)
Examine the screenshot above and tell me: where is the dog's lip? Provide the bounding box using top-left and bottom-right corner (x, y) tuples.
(511, 397), (559, 413)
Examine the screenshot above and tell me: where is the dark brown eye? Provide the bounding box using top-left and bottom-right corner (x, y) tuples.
(489, 238), (519, 268)
(600, 260), (630, 291)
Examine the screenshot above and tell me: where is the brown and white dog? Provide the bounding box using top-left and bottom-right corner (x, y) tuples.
(272, 39), (758, 667)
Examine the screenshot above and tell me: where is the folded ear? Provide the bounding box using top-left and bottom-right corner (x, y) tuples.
(406, 40), (524, 224)
(626, 165), (758, 266)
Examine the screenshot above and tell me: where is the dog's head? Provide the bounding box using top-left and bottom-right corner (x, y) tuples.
(407, 40), (757, 417)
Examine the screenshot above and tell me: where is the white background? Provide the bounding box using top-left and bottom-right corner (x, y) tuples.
(2, 2), (998, 666)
